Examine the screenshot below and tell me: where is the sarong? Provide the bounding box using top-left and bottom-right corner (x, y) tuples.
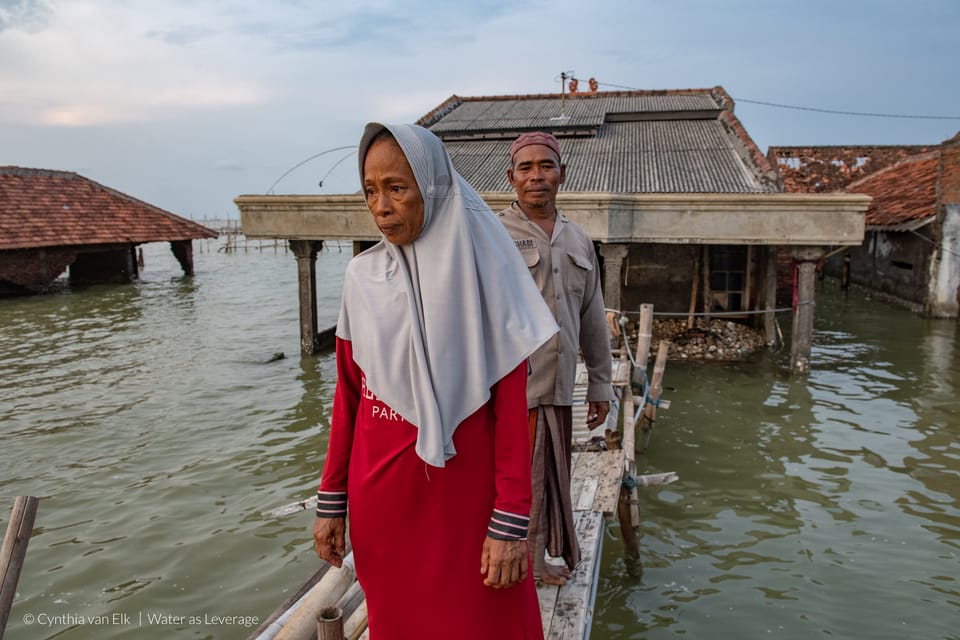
(528, 405), (580, 575)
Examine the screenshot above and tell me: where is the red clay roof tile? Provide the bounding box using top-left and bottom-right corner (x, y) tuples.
(845, 152), (939, 228)
(0, 166), (217, 250)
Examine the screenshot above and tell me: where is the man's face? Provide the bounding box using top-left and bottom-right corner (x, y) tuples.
(507, 144), (566, 213)
(363, 137), (425, 246)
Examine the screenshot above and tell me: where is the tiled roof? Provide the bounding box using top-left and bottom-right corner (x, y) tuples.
(769, 145), (937, 193)
(418, 87), (779, 194)
(845, 152), (939, 229)
(0, 167), (217, 251)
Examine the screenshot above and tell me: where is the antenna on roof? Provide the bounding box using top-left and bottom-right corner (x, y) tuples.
(550, 71), (574, 122)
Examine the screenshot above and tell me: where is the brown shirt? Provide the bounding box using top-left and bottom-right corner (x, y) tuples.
(498, 202), (614, 408)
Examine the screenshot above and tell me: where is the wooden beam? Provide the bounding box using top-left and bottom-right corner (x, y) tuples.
(0, 496), (39, 640)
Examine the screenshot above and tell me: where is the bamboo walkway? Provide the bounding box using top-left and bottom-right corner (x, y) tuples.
(250, 348), (666, 640)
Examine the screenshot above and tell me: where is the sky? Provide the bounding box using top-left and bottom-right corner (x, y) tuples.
(2, 0), (959, 220)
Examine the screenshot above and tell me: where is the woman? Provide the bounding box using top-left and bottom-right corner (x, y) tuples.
(313, 123), (557, 639)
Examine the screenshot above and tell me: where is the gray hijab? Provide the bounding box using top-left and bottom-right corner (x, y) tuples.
(336, 122), (558, 467)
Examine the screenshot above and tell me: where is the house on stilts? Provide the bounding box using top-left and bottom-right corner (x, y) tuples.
(235, 84), (870, 372)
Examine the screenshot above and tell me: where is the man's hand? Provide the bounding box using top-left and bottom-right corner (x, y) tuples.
(313, 517), (346, 568)
(480, 537), (528, 589)
(586, 400), (610, 430)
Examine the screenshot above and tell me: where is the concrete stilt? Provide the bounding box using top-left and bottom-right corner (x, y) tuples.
(289, 240), (323, 355)
(790, 249), (822, 373)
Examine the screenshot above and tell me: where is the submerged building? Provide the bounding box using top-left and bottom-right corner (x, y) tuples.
(0, 166), (217, 295)
(770, 133), (960, 318)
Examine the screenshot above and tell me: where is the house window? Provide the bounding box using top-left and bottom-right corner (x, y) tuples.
(708, 246), (748, 312)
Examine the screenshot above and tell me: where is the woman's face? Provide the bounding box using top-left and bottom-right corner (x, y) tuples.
(363, 137), (425, 246)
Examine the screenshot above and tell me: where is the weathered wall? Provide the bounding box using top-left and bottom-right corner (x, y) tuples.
(620, 244), (706, 313)
(616, 243), (773, 314)
(771, 145), (937, 193)
(929, 133), (960, 317)
(70, 247), (136, 285)
(0, 248), (76, 294)
(824, 230), (933, 310)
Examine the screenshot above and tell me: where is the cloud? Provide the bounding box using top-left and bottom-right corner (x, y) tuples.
(0, 0), (52, 33)
(0, 1), (271, 126)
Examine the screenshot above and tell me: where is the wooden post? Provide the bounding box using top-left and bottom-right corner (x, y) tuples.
(637, 342), (669, 453)
(631, 303), (653, 388)
(701, 246), (712, 326)
(764, 247), (778, 348)
(744, 245), (753, 311)
(289, 240), (323, 356)
(841, 253), (851, 289)
(686, 250), (700, 330)
(617, 386), (640, 559)
(1, 496), (39, 640)
(316, 607), (344, 640)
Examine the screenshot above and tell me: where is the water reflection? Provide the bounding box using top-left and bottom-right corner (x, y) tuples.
(597, 286), (960, 640)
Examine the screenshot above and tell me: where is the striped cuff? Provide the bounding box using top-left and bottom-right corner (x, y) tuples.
(315, 490), (347, 518)
(487, 509), (529, 541)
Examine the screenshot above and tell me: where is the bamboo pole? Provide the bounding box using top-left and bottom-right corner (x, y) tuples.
(637, 342), (669, 453)
(0, 496), (39, 640)
(316, 607), (344, 640)
(275, 554), (357, 640)
(247, 565), (331, 639)
(618, 389), (641, 536)
(631, 304), (653, 389)
(342, 600), (367, 640)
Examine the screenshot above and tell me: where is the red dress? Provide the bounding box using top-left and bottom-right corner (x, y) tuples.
(319, 338), (544, 640)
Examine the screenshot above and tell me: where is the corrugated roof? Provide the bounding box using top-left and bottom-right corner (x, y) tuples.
(419, 87), (778, 194)
(845, 153), (939, 229)
(0, 167), (217, 250)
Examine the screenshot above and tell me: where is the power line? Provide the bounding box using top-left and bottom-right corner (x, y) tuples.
(734, 98), (960, 121)
(590, 79), (960, 121)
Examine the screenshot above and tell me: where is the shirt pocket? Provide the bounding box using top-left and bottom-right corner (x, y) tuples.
(565, 251), (593, 299)
(520, 247), (541, 269)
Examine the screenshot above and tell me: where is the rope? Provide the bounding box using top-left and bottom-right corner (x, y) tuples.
(614, 304), (809, 318)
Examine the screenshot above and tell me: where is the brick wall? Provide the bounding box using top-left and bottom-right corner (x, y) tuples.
(770, 145), (937, 193)
(939, 132), (960, 206)
(0, 248), (76, 292)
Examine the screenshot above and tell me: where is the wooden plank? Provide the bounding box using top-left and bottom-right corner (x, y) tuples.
(537, 581), (559, 637)
(1, 496), (40, 639)
(544, 511), (604, 640)
(575, 478), (599, 512)
(570, 451), (623, 516)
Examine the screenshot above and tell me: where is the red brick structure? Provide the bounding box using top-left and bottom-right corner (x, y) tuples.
(769, 136), (960, 317)
(1, 167), (217, 295)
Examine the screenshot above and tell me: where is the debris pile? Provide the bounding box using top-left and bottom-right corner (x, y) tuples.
(647, 318), (766, 361)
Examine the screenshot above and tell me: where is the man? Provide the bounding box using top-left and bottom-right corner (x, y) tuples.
(497, 131), (614, 585)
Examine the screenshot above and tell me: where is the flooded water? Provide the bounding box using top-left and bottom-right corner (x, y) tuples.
(1, 241), (958, 640)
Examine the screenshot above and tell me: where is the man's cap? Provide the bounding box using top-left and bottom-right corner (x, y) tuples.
(509, 131), (561, 161)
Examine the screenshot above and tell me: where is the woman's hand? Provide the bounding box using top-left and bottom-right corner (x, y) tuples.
(481, 537), (528, 588)
(313, 517), (346, 567)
